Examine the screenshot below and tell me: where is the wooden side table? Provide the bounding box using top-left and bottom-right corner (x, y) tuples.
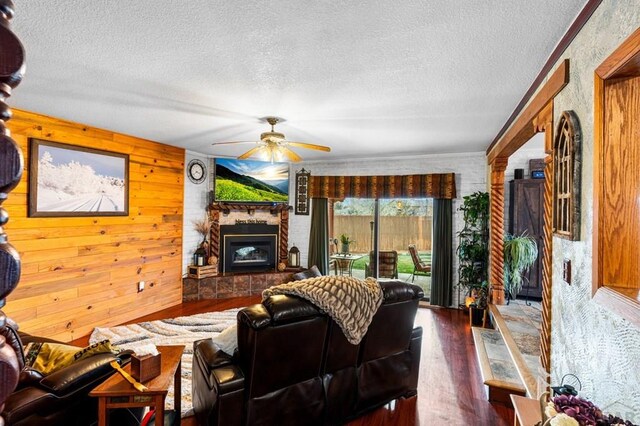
(511, 394), (542, 426)
(90, 345), (185, 426)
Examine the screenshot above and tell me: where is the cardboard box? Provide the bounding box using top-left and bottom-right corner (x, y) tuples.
(131, 352), (161, 383)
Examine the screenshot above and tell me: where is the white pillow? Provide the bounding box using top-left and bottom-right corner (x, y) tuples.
(211, 324), (238, 356)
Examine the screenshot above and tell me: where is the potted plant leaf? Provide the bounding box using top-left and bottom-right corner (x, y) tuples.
(339, 234), (354, 254)
(456, 191), (489, 308)
(503, 232), (538, 301)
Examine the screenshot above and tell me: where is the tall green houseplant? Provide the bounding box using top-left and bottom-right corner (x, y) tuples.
(503, 233), (538, 300)
(457, 191), (489, 305)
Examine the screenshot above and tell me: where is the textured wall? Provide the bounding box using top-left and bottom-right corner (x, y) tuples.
(289, 152), (487, 305)
(182, 152), (211, 274)
(540, 1), (640, 420)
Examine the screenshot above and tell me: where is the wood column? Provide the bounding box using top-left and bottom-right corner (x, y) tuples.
(0, 2), (26, 421)
(279, 208), (289, 263)
(489, 157), (508, 305)
(535, 103), (554, 378)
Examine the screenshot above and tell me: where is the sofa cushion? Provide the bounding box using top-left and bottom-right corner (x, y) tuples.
(292, 265), (322, 281)
(211, 324), (238, 356)
(24, 340), (117, 375)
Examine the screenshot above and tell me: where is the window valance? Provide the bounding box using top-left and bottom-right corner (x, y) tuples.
(308, 173), (456, 199)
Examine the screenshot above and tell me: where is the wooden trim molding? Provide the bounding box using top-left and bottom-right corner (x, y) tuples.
(487, 0), (603, 153)
(595, 26), (640, 79)
(489, 157), (508, 305)
(592, 26), (640, 326)
(536, 106), (554, 378)
(488, 60), (569, 162)
(593, 287), (640, 330)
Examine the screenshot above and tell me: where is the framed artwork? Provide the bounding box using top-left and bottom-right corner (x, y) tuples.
(28, 138), (129, 217)
(295, 168), (310, 215)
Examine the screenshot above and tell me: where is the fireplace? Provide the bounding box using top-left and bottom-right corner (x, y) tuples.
(220, 224), (279, 273)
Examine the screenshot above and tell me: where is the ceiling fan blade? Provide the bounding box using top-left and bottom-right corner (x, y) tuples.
(212, 141), (260, 146)
(281, 147), (303, 162)
(286, 142), (331, 152)
(237, 146), (264, 160)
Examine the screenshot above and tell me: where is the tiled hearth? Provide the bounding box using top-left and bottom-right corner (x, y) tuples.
(182, 271), (296, 301)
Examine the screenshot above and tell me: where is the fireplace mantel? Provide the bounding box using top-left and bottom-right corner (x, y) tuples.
(208, 202), (292, 271)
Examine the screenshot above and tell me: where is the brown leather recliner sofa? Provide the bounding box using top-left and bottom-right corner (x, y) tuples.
(0, 321), (133, 425)
(192, 280), (423, 426)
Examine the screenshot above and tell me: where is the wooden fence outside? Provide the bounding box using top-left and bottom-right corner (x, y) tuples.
(333, 215), (432, 253)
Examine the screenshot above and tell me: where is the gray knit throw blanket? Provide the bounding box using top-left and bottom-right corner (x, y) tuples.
(262, 275), (383, 344)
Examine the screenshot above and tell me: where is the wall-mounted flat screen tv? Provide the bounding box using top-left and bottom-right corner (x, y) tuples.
(214, 158), (289, 203)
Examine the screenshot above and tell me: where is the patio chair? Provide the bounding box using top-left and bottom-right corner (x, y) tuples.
(365, 250), (398, 279)
(408, 244), (431, 282)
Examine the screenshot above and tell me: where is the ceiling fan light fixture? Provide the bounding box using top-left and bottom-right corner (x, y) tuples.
(212, 116), (330, 162)
(260, 131), (285, 142)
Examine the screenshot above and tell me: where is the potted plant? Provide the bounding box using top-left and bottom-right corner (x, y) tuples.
(457, 192), (489, 307)
(339, 234), (354, 254)
(468, 281), (488, 326)
(503, 232), (538, 301)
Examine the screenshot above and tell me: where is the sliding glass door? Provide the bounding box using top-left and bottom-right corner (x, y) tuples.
(330, 198), (432, 299)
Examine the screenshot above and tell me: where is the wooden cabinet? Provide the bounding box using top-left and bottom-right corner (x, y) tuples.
(509, 179), (544, 299)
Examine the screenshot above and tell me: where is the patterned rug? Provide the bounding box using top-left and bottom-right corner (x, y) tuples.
(89, 308), (241, 418)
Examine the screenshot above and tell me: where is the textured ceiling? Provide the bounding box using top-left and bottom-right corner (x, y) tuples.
(11, 1), (587, 162)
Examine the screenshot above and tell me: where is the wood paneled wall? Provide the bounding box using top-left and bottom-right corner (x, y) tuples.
(3, 109), (184, 342)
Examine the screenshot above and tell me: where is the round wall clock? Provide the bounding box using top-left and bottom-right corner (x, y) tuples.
(187, 159), (207, 184)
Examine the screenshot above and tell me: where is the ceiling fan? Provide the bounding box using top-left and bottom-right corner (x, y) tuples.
(212, 117), (331, 163)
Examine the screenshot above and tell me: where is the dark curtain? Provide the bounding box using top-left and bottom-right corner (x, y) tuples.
(308, 198), (329, 274)
(430, 198), (453, 307)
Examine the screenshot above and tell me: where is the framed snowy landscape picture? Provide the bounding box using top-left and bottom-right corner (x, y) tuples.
(28, 139), (129, 217)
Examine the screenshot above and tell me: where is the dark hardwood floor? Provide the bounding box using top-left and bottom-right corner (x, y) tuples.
(73, 298), (514, 425)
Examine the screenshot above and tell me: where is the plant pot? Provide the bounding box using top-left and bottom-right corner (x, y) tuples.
(341, 243), (350, 254)
(469, 306), (486, 327)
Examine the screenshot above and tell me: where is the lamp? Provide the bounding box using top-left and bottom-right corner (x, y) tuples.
(288, 244), (300, 268)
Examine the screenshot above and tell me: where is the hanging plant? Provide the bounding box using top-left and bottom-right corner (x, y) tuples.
(503, 232), (538, 299)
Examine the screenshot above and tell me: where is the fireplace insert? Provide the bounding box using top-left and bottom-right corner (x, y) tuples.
(220, 224), (279, 273)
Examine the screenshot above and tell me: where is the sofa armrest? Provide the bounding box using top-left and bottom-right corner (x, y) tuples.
(17, 367), (44, 390)
(193, 338), (245, 426)
(194, 338), (234, 370)
(39, 352), (125, 395)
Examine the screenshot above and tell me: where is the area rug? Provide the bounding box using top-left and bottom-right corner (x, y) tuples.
(89, 308), (241, 418)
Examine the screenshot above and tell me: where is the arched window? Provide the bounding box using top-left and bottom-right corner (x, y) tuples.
(553, 111), (581, 240)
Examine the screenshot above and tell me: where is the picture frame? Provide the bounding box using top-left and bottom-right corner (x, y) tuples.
(295, 168), (310, 215)
(28, 138), (129, 217)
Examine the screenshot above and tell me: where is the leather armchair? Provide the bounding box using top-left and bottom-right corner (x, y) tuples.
(0, 321), (132, 426)
(193, 280), (423, 426)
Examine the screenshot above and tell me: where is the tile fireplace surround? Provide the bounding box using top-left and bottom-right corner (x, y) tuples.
(182, 271), (297, 301)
